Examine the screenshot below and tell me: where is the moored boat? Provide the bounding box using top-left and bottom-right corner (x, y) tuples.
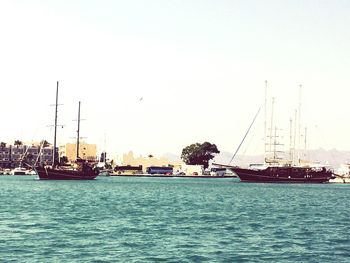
(35, 82), (98, 180)
(36, 160), (98, 180)
(11, 166), (29, 175)
(221, 82), (335, 184)
(231, 165), (334, 183)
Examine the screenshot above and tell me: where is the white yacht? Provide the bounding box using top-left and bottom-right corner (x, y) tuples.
(10, 167), (33, 175)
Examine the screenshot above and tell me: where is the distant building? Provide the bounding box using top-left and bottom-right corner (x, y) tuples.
(40, 147), (54, 165)
(122, 151), (179, 173)
(59, 143), (97, 162)
(0, 145), (12, 168)
(0, 144), (54, 168)
(11, 145), (26, 164)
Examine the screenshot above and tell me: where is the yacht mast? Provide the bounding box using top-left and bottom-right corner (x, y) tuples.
(264, 80), (268, 163)
(293, 109), (297, 165)
(76, 101), (81, 160)
(103, 133), (107, 163)
(273, 126), (277, 160)
(304, 126), (307, 160)
(269, 97), (275, 160)
(297, 84), (302, 165)
(289, 118), (293, 163)
(53, 81), (59, 166)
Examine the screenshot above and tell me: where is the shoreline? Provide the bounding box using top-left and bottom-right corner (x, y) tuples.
(106, 174), (237, 178)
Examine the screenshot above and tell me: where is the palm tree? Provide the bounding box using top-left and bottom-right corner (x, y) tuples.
(14, 140), (23, 147)
(0, 142), (6, 149)
(40, 140), (50, 147)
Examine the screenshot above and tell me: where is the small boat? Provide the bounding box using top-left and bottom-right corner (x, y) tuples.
(11, 166), (29, 175)
(35, 82), (98, 180)
(3, 169), (11, 175)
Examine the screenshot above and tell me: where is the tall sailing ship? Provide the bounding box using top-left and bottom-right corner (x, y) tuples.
(224, 82), (334, 183)
(231, 165), (333, 183)
(35, 82), (98, 180)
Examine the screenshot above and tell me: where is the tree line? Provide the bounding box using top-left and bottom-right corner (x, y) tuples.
(1, 140), (220, 169)
(0, 140), (51, 148)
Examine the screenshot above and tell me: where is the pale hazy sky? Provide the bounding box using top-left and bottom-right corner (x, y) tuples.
(1, 0), (350, 158)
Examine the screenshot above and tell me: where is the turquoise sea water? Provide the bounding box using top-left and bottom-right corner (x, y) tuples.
(1, 175), (350, 262)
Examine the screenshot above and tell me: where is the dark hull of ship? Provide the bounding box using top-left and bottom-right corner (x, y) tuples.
(232, 167), (333, 183)
(36, 167), (98, 180)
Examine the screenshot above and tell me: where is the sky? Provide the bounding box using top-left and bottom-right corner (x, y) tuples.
(1, 0), (350, 159)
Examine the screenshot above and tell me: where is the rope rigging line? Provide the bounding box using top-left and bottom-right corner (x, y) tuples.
(229, 107), (261, 165)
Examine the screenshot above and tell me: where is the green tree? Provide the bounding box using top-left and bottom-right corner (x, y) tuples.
(0, 142), (6, 149)
(181, 142), (220, 169)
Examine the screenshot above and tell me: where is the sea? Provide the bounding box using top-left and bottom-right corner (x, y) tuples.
(1, 175), (350, 262)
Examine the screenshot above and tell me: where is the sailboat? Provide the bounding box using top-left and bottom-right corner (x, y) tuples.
(230, 165), (334, 183)
(221, 82), (334, 183)
(35, 82), (99, 180)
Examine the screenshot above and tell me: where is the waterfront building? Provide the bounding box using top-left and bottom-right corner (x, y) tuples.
(121, 151), (180, 173)
(40, 147), (54, 165)
(11, 145), (26, 164)
(59, 142), (97, 162)
(23, 145), (40, 166)
(0, 144), (54, 168)
(0, 145), (12, 168)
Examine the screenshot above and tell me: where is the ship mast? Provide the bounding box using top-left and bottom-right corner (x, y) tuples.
(53, 81), (59, 166)
(76, 101), (81, 160)
(304, 126), (307, 160)
(297, 84), (302, 165)
(269, 97), (275, 161)
(289, 118), (293, 163)
(264, 80), (268, 164)
(293, 109), (297, 165)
